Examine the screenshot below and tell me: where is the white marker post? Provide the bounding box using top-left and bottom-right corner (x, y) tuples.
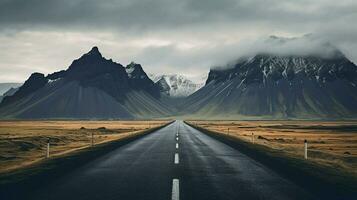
(304, 139), (308, 159)
(252, 133), (255, 144)
(46, 139), (50, 158)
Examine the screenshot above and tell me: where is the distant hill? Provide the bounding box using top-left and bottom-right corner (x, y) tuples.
(0, 83), (21, 103)
(0, 47), (172, 119)
(0, 83), (22, 95)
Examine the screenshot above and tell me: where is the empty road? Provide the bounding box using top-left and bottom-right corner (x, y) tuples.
(30, 120), (314, 200)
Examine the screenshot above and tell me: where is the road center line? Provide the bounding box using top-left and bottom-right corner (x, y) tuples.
(176, 143), (179, 149)
(171, 179), (179, 200)
(174, 153), (179, 164)
(176, 137), (179, 141)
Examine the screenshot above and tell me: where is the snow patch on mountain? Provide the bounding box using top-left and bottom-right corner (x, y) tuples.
(148, 74), (205, 97)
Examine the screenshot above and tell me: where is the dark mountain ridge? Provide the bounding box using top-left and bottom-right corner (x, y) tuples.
(125, 62), (160, 98)
(182, 51), (357, 119)
(0, 47), (171, 119)
(206, 53), (356, 85)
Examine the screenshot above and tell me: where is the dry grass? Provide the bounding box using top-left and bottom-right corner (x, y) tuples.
(190, 120), (357, 177)
(0, 120), (167, 173)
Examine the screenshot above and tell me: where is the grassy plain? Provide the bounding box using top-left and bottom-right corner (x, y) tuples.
(0, 120), (167, 173)
(189, 120), (357, 177)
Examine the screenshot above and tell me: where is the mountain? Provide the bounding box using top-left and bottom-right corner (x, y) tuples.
(0, 87), (20, 103)
(0, 83), (22, 103)
(181, 51), (357, 119)
(0, 47), (172, 119)
(149, 74), (204, 97)
(125, 62), (160, 98)
(3, 87), (19, 97)
(0, 83), (22, 95)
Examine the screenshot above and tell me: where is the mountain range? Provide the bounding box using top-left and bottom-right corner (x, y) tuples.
(0, 47), (172, 119)
(1, 39), (357, 119)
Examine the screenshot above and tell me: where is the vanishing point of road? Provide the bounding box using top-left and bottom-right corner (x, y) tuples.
(30, 120), (314, 200)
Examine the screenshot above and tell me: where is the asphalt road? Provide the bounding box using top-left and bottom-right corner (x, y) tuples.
(30, 120), (314, 200)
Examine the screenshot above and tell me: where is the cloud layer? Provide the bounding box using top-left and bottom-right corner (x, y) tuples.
(0, 0), (356, 82)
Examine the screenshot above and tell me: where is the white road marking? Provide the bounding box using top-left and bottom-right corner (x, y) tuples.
(174, 153), (179, 164)
(176, 143), (179, 149)
(176, 137), (179, 141)
(171, 179), (179, 200)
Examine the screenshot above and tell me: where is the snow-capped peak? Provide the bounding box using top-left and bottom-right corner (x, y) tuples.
(148, 74), (205, 97)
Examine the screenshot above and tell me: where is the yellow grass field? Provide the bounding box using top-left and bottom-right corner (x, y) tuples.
(189, 121), (357, 177)
(0, 120), (167, 173)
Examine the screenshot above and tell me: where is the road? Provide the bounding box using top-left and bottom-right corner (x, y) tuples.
(30, 120), (314, 200)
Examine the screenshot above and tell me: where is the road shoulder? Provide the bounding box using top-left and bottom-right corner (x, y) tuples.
(0, 121), (174, 199)
(184, 121), (357, 200)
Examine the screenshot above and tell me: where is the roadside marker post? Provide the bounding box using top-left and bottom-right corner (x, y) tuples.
(46, 139), (50, 158)
(252, 133), (255, 144)
(304, 140), (308, 159)
(91, 132), (94, 146)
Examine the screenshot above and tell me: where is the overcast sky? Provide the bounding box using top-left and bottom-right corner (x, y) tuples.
(0, 0), (356, 83)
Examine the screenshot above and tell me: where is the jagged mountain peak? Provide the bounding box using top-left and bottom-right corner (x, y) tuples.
(207, 52), (357, 86)
(85, 46), (102, 58)
(64, 47), (126, 84)
(69, 47), (113, 70)
(125, 62), (146, 78)
(124, 62), (160, 98)
(126, 61), (139, 68)
(74, 47), (108, 63)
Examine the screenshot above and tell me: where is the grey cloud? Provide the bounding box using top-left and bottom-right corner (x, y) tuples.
(1, 0), (356, 31)
(0, 0), (357, 82)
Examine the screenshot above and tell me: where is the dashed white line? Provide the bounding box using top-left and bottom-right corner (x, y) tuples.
(176, 137), (179, 141)
(176, 143), (179, 149)
(174, 153), (179, 164)
(171, 179), (179, 200)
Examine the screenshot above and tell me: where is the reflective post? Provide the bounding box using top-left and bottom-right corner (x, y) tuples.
(46, 139), (50, 158)
(304, 139), (308, 159)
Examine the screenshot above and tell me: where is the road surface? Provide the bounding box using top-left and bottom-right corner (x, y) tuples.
(30, 120), (314, 200)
